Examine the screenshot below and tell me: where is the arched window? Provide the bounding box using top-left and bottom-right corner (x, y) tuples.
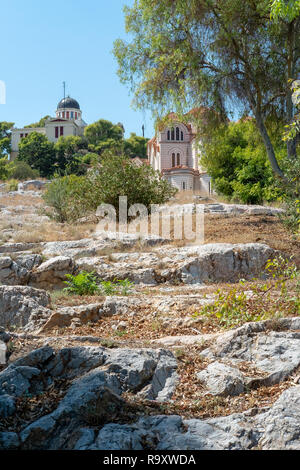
(172, 153), (175, 167)
(177, 153), (180, 165)
(167, 130), (170, 140)
(171, 127), (175, 140)
(181, 131), (183, 141)
(176, 127), (180, 140)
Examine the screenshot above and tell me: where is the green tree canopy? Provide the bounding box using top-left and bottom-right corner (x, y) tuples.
(17, 132), (56, 177)
(201, 118), (286, 203)
(84, 119), (124, 148)
(114, 0), (300, 177)
(0, 122), (14, 156)
(124, 132), (149, 158)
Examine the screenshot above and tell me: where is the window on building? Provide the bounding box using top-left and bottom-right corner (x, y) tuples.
(55, 127), (59, 139)
(66, 111), (69, 119)
(176, 127), (180, 140)
(20, 133), (23, 139)
(71, 112), (74, 119)
(75, 112), (78, 119)
(60, 126), (64, 136)
(167, 130), (170, 140)
(62, 112), (65, 118)
(177, 153), (180, 165)
(25, 133), (28, 138)
(182, 181), (186, 190)
(172, 153), (175, 167)
(181, 131), (183, 141)
(171, 127), (175, 140)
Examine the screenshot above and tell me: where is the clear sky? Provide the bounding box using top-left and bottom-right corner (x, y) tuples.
(0, 0), (154, 138)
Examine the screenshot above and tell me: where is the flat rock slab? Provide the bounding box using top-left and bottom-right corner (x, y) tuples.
(201, 317), (300, 387)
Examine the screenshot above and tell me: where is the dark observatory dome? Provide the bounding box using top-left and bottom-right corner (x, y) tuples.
(57, 96), (80, 110)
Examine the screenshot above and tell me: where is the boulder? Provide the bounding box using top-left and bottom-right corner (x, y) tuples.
(197, 362), (246, 396)
(0, 285), (52, 331)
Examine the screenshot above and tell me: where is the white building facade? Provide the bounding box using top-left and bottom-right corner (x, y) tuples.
(147, 112), (212, 194)
(10, 96), (87, 160)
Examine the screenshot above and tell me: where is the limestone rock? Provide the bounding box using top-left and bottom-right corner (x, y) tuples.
(197, 362), (246, 396)
(201, 317), (300, 386)
(0, 286), (52, 331)
(30, 256), (76, 289)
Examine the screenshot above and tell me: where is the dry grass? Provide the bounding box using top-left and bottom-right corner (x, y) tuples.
(0, 193), (43, 207)
(12, 221), (97, 243)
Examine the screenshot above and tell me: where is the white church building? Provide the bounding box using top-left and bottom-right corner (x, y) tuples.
(147, 111), (212, 194)
(10, 96), (87, 160)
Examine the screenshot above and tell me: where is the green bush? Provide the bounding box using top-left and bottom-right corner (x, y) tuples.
(7, 160), (40, 180)
(201, 118), (285, 204)
(63, 271), (99, 296)
(7, 179), (19, 191)
(42, 174), (93, 223)
(43, 155), (176, 223)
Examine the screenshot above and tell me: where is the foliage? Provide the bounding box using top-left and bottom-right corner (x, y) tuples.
(63, 271), (99, 296)
(6, 160), (40, 180)
(0, 122), (14, 157)
(193, 256), (300, 328)
(89, 154), (177, 215)
(124, 132), (148, 159)
(17, 132), (56, 177)
(54, 135), (89, 174)
(63, 271), (134, 297)
(276, 155), (300, 233)
(0, 156), (9, 180)
(271, 0), (300, 21)
(84, 119), (124, 155)
(6, 179), (19, 191)
(42, 174), (93, 222)
(114, 0), (300, 177)
(201, 118), (285, 204)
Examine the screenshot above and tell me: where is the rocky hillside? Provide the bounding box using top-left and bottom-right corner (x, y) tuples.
(0, 187), (300, 450)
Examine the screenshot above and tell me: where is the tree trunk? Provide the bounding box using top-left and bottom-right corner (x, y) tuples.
(254, 111), (285, 178)
(286, 20), (298, 159)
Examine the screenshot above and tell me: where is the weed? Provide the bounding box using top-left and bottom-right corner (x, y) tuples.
(63, 271), (99, 296)
(193, 256), (300, 328)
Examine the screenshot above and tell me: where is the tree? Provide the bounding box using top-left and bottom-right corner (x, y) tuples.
(114, 0), (300, 177)
(201, 118), (285, 203)
(124, 132), (149, 158)
(84, 119), (124, 154)
(271, 0), (300, 21)
(54, 135), (88, 173)
(18, 132), (56, 177)
(0, 122), (14, 157)
(43, 155), (176, 222)
(90, 154), (177, 215)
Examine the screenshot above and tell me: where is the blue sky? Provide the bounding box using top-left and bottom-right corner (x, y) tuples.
(0, 0), (154, 138)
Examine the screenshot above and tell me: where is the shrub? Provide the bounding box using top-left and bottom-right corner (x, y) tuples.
(7, 160), (40, 180)
(63, 271), (99, 296)
(7, 179), (19, 191)
(193, 256), (300, 328)
(88, 153), (177, 215)
(276, 156), (300, 234)
(42, 174), (93, 223)
(43, 155), (176, 223)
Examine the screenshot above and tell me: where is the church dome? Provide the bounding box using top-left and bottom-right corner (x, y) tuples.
(57, 96), (80, 110)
